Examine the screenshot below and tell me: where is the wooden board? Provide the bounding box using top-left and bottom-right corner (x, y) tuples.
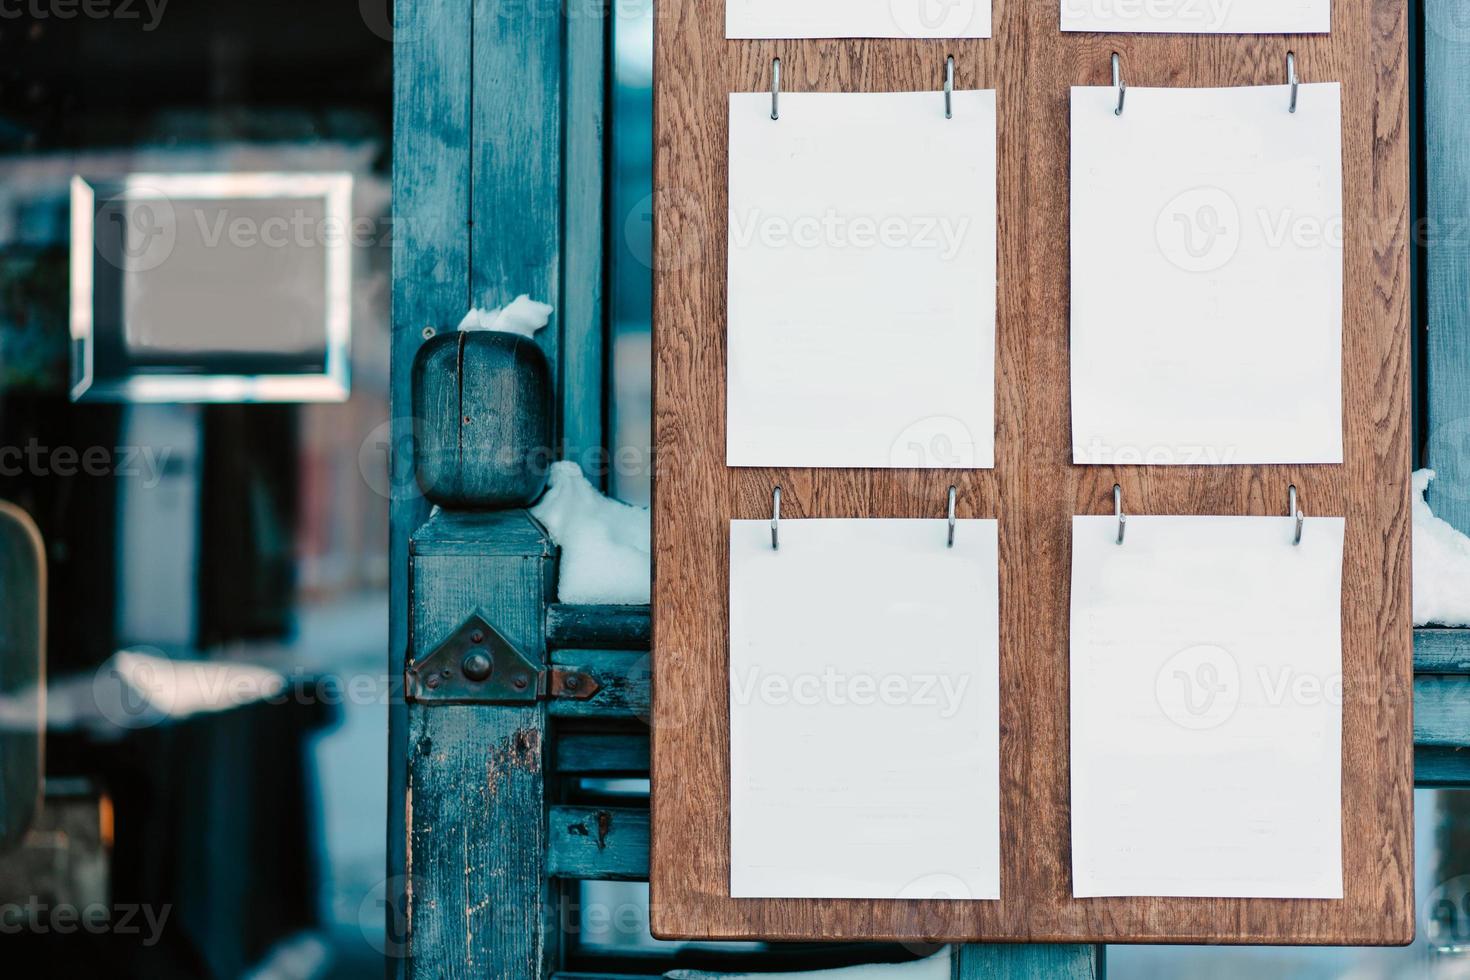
(650, 0), (1413, 945)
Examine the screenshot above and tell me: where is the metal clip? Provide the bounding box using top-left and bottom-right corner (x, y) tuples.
(1287, 52), (1299, 114)
(1114, 484), (1127, 545)
(1289, 485), (1305, 546)
(1112, 52), (1126, 117)
(771, 486), (781, 550)
(771, 57), (781, 121)
(944, 56), (955, 119)
(947, 486), (958, 547)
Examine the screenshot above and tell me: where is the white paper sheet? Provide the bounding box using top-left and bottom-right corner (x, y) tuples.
(1060, 0), (1328, 34)
(728, 0), (992, 38)
(1069, 514), (1345, 899)
(1070, 83), (1344, 466)
(727, 91), (997, 469)
(730, 518), (1000, 899)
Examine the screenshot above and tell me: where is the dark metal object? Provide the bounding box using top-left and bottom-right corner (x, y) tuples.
(412, 330), (553, 508)
(407, 611), (599, 705)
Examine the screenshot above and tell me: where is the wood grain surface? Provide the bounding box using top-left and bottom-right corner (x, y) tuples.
(650, 0), (1413, 944)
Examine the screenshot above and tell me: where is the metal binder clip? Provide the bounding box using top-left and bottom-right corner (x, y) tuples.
(1289, 485), (1304, 546)
(1114, 484), (1127, 545)
(1287, 52), (1299, 114)
(1112, 53), (1126, 117)
(771, 58), (781, 121)
(944, 56), (955, 120)
(947, 486), (958, 548)
(771, 486), (781, 550)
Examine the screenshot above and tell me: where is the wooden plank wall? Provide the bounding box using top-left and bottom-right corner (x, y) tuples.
(652, 0), (1414, 945)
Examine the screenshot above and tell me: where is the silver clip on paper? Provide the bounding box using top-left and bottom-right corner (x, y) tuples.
(1287, 52), (1299, 114)
(771, 58), (781, 121)
(947, 486), (958, 548)
(944, 56), (955, 120)
(1112, 53), (1126, 117)
(1114, 484), (1128, 545)
(1289, 485), (1305, 546)
(771, 486), (781, 550)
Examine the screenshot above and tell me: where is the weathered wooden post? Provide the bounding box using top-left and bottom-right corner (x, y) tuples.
(390, 0), (607, 975)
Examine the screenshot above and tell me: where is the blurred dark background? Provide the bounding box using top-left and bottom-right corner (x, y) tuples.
(0, 2), (392, 976)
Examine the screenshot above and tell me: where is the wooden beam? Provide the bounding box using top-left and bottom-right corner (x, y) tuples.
(554, 733), (650, 775)
(548, 604), (653, 650)
(549, 649), (652, 721)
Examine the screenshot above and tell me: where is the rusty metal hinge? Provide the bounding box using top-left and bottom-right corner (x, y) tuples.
(406, 611), (600, 705)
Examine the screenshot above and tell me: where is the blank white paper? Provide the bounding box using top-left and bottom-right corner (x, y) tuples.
(730, 518), (1000, 899)
(1070, 515), (1344, 899)
(728, 91), (997, 469)
(728, 0), (991, 38)
(1070, 83), (1343, 466)
(1061, 0), (1328, 34)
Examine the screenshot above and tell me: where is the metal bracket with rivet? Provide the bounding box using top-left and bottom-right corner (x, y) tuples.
(406, 610), (601, 705)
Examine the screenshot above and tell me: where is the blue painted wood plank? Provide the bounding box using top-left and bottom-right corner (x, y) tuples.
(561, 2), (608, 475)
(1425, 0), (1470, 534)
(1416, 628), (1470, 673)
(470, 0), (564, 378)
(548, 649), (651, 720)
(390, 1), (473, 976)
(554, 733), (651, 774)
(547, 805), (650, 881)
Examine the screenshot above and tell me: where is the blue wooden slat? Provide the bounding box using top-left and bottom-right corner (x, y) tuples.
(471, 0), (564, 373)
(561, 2), (608, 474)
(548, 804), (650, 881)
(1425, 0), (1470, 534)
